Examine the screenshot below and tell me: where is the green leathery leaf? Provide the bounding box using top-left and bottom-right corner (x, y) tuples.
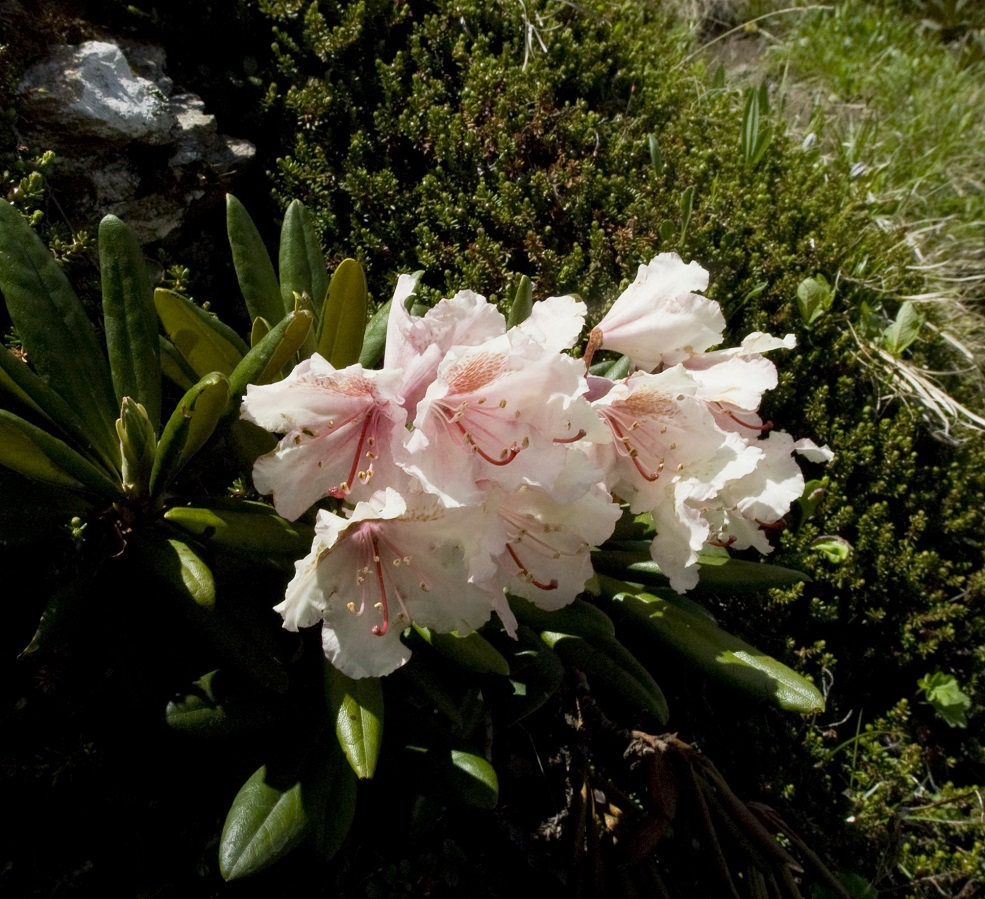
(154, 288), (248, 377)
(159, 336), (196, 390)
(0, 471), (88, 544)
(137, 532), (216, 609)
(602, 354), (632, 380)
(279, 200), (327, 319)
(0, 198), (118, 456)
(405, 745), (499, 809)
(164, 502), (314, 555)
(250, 316), (271, 348)
(133, 529), (287, 690)
(220, 742), (355, 879)
(541, 630), (669, 724)
(99, 214), (161, 430)
(219, 765), (310, 880)
(226, 194), (284, 326)
(149, 372), (230, 497)
(358, 298), (391, 368)
(311, 748), (357, 862)
(227, 310), (313, 409)
(317, 258), (367, 367)
(165, 670), (231, 734)
(593, 633), (670, 724)
(508, 594), (616, 639)
(412, 623), (510, 676)
(0, 409), (123, 499)
(601, 585), (825, 713)
(592, 547), (809, 592)
(0, 346), (119, 472)
(324, 661), (383, 779)
(398, 657), (463, 727)
(449, 750), (498, 808)
(505, 274), (533, 328)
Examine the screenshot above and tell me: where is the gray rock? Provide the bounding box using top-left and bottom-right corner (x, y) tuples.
(15, 39), (256, 243)
(18, 41), (177, 145)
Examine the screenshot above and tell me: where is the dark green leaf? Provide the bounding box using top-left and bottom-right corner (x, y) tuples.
(0, 198), (118, 457)
(154, 288), (248, 378)
(165, 669), (281, 736)
(405, 745), (499, 809)
(541, 630), (669, 724)
(219, 765), (311, 880)
(500, 626), (566, 722)
(412, 623), (510, 675)
(508, 594), (616, 639)
(99, 214), (162, 430)
(358, 298), (392, 368)
(597, 583), (825, 713)
(0, 347), (118, 471)
(0, 409), (123, 499)
(325, 661), (384, 779)
(318, 258), (367, 368)
(227, 194), (284, 326)
(149, 371), (230, 497)
(131, 529), (287, 692)
(593, 546), (810, 591)
(279, 200), (327, 320)
(158, 336), (197, 390)
(505, 274), (533, 329)
(164, 501), (314, 555)
(224, 309), (313, 425)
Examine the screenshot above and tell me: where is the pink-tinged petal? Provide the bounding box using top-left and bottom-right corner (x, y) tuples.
(514, 295), (587, 352)
(401, 330), (596, 505)
(472, 484), (621, 608)
(793, 437), (834, 463)
(682, 332), (795, 412)
(242, 357), (408, 519)
(385, 282), (506, 412)
(649, 491), (710, 592)
(274, 489), (503, 679)
(704, 430), (831, 555)
(590, 367), (760, 513)
(594, 253), (724, 371)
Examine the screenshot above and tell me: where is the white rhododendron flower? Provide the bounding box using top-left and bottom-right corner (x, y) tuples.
(276, 488), (512, 678)
(400, 326), (597, 506)
(591, 252), (725, 372)
(243, 255), (832, 677)
(241, 359), (409, 520)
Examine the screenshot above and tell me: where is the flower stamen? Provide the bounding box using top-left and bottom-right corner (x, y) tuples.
(455, 420), (520, 465)
(506, 542), (558, 590)
(370, 534), (390, 636)
(724, 408), (773, 431)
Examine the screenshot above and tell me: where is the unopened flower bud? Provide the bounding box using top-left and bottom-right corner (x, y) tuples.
(116, 397), (157, 501)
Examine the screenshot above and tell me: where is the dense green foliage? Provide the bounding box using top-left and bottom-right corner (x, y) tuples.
(2, 0), (983, 896)
(257, 1), (985, 892)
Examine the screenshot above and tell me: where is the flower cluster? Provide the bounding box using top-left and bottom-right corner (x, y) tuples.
(241, 254), (830, 678)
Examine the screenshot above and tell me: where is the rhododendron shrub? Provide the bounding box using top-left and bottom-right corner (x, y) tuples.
(242, 253), (830, 678)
